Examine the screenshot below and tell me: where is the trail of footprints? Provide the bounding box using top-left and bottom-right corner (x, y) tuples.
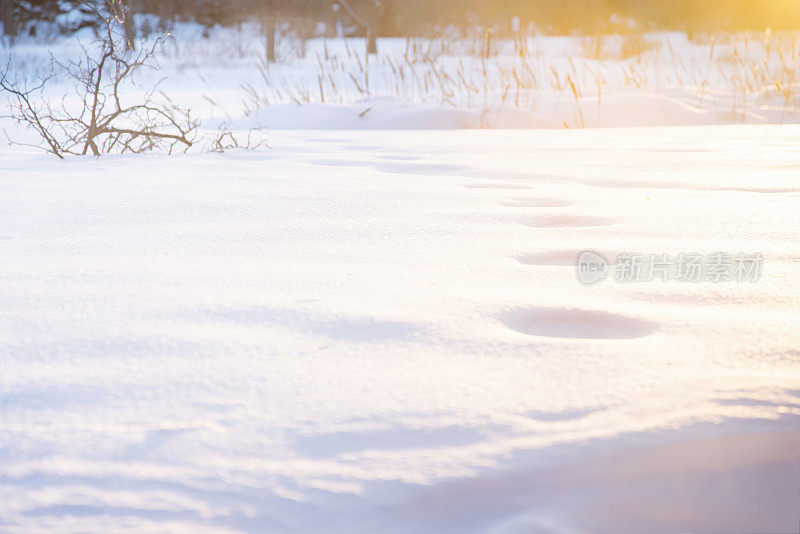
(307, 147), (656, 341)
(465, 182), (658, 341)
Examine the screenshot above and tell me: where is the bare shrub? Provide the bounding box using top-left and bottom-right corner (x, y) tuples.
(204, 125), (267, 152)
(0, 1), (197, 157)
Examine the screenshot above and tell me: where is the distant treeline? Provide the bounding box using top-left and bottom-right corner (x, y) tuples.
(2, 0), (800, 38)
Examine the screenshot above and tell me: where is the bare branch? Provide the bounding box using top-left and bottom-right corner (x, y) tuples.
(1, 3), (264, 159)
(0, 3), (199, 157)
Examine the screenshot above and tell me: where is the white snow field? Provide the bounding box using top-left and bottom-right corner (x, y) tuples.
(1, 22), (800, 534)
(1, 124), (800, 533)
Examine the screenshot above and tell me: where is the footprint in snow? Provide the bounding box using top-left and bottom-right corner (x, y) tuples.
(375, 162), (466, 175)
(465, 183), (530, 189)
(376, 154), (421, 161)
(521, 215), (616, 228)
(500, 307), (657, 339)
(502, 198), (573, 207)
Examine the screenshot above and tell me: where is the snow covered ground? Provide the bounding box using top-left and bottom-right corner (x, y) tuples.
(1, 23), (800, 533)
(1, 124), (799, 533)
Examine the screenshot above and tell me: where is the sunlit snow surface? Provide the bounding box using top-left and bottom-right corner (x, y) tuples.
(1, 126), (799, 533)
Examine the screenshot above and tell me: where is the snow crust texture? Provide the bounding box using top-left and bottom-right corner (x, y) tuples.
(1, 126), (799, 533)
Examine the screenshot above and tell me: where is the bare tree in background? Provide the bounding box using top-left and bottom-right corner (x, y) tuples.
(0, 0), (197, 157)
(105, 0), (136, 50)
(259, 0), (320, 64)
(261, 0), (277, 62)
(337, 0), (381, 54)
(0, 0), (16, 38)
